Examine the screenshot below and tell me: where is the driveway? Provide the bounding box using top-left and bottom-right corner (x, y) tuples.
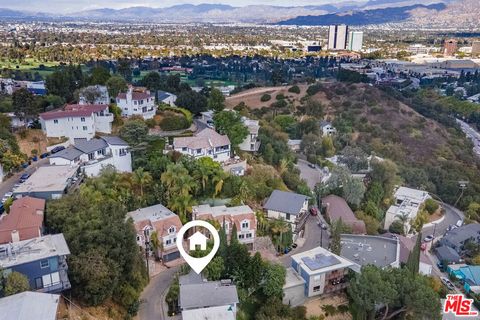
(296, 159), (324, 189)
(137, 266), (180, 320)
(0, 158), (49, 199)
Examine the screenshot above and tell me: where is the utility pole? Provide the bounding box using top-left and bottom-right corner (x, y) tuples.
(454, 181), (469, 207)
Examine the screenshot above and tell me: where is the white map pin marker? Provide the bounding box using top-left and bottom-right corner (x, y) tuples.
(177, 220), (220, 274)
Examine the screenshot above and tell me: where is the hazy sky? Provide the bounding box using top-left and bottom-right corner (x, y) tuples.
(0, 0), (364, 13)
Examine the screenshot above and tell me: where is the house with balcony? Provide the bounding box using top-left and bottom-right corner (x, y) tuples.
(78, 85), (110, 105)
(383, 187), (431, 233)
(127, 204), (183, 262)
(192, 204), (256, 250)
(264, 190), (310, 236)
(39, 104), (113, 141)
(0, 196), (45, 244)
(238, 118), (260, 152)
(0, 233), (71, 293)
(116, 86), (156, 119)
(48, 136), (132, 177)
(284, 246), (356, 304)
(172, 128), (231, 163)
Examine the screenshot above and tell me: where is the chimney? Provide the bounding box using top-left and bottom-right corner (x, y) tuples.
(127, 86), (133, 103)
(11, 230), (20, 243)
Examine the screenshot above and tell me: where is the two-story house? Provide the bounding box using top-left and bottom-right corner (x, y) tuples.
(116, 86), (156, 119)
(127, 204), (183, 262)
(383, 186), (431, 233)
(264, 190), (310, 235)
(157, 90), (177, 106)
(238, 118), (260, 152)
(284, 246), (355, 305)
(192, 204), (256, 250)
(48, 136), (132, 177)
(39, 104), (113, 141)
(439, 224), (480, 255)
(179, 272), (239, 320)
(172, 128), (231, 163)
(78, 85), (110, 105)
(0, 196), (45, 244)
(0, 233), (71, 293)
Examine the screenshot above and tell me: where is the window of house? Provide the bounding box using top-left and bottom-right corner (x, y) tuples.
(173, 237), (177, 243)
(313, 285), (321, 292)
(88, 153), (94, 160)
(239, 234), (245, 239)
(40, 259), (49, 269)
(53, 119), (58, 124)
(166, 239), (172, 245)
(80, 117), (85, 122)
(286, 213), (291, 220)
(168, 226), (175, 234)
(134, 101), (137, 105)
(242, 221), (249, 229)
(35, 277), (43, 289)
(196, 148), (202, 154)
(119, 148), (127, 156)
(246, 233), (252, 238)
(313, 275), (321, 281)
(83, 126), (87, 131)
(136, 235), (141, 242)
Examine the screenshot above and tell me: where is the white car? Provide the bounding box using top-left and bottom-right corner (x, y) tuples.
(441, 277), (455, 290)
(1, 192), (13, 203)
(423, 235), (434, 242)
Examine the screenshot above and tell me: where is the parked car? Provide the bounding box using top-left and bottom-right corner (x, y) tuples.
(319, 222), (327, 230)
(310, 207), (319, 216)
(0, 203), (4, 214)
(456, 220), (463, 227)
(308, 163), (316, 169)
(441, 277), (455, 290)
(51, 146), (66, 154)
(423, 235), (434, 242)
(40, 152), (49, 159)
(1, 192), (13, 204)
(19, 173), (30, 183)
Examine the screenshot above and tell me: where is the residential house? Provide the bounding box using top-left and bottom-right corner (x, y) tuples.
(383, 187), (431, 233)
(179, 272), (239, 320)
(439, 224), (480, 255)
(127, 204), (183, 262)
(319, 121), (336, 136)
(238, 118), (260, 152)
(0, 291), (60, 320)
(78, 85), (110, 105)
(26, 81), (47, 95)
(264, 190), (310, 234)
(286, 246), (356, 301)
(13, 165), (79, 200)
(397, 235), (432, 275)
(48, 136), (132, 177)
(0, 196), (45, 244)
(192, 204), (256, 250)
(116, 86), (156, 119)
(340, 234), (400, 270)
(172, 128), (231, 163)
(39, 104), (113, 141)
(436, 245), (462, 265)
(322, 195), (366, 234)
(0, 233), (71, 293)
(287, 139), (301, 152)
(448, 264), (480, 294)
(157, 90), (177, 106)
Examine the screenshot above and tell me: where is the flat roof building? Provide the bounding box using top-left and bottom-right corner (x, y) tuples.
(340, 234), (400, 269)
(13, 165), (79, 200)
(0, 291), (60, 320)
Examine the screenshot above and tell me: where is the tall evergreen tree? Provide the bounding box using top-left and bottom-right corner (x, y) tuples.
(407, 232), (422, 275)
(218, 218), (228, 259)
(231, 223), (238, 245)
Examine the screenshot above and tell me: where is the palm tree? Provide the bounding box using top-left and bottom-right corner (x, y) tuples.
(132, 167), (152, 197)
(194, 164), (211, 192)
(169, 193), (195, 224)
(212, 171), (226, 198)
(397, 212), (410, 235)
(177, 174), (197, 196)
(269, 219), (290, 252)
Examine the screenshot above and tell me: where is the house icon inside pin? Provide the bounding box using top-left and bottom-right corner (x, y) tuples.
(188, 231), (208, 251)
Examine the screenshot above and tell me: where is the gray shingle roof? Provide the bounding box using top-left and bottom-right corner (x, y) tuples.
(101, 136), (128, 146)
(157, 90), (174, 101)
(0, 291), (60, 320)
(48, 147), (84, 161)
(436, 245), (461, 263)
(264, 190), (309, 216)
(442, 224), (480, 248)
(74, 138), (108, 153)
(179, 280), (238, 309)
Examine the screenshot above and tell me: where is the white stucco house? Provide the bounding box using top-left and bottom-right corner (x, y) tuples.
(39, 104), (113, 141)
(172, 128), (231, 163)
(320, 121), (336, 136)
(116, 86), (156, 119)
(383, 186), (431, 233)
(157, 90), (177, 106)
(48, 136), (132, 177)
(238, 118), (260, 152)
(264, 190), (310, 235)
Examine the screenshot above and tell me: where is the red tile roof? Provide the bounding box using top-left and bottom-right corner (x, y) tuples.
(0, 197), (45, 244)
(40, 104), (108, 120)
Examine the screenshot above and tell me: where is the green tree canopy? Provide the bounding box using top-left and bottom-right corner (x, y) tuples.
(3, 271), (30, 296)
(207, 88), (225, 113)
(213, 111), (249, 147)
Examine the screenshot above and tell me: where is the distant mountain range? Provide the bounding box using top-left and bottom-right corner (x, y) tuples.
(0, 0), (477, 27)
(278, 3), (446, 26)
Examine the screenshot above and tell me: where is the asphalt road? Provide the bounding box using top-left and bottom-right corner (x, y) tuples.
(0, 158), (49, 199)
(422, 203), (464, 239)
(295, 159), (324, 189)
(137, 266), (180, 320)
(457, 119), (480, 156)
